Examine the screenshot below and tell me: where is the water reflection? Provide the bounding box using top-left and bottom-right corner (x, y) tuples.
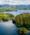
(0, 20), (18, 35)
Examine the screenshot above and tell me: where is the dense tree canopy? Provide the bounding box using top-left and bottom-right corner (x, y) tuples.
(15, 13), (30, 31)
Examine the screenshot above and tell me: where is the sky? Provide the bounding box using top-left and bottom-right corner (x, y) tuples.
(0, 0), (30, 5)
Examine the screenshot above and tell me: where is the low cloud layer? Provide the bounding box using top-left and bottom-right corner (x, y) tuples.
(0, 0), (30, 5)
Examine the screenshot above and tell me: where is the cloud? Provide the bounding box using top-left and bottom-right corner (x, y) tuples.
(0, 0), (30, 5)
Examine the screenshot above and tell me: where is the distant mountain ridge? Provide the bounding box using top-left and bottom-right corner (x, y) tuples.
(0, 4), (30, 10)
(16, 5), (30, 8)
(0, 4), (10, 7)
(16, 5), (30, 10)
(0, 4), (30, 8)
(0, 4), (16, 7)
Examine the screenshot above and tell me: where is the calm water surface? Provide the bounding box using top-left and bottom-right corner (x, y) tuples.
(0, 20), (19, 35)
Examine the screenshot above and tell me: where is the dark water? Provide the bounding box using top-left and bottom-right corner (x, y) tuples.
(0, 21), (19, 35)
(25, 32), (30, 35)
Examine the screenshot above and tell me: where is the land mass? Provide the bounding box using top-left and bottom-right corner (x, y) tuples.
(0, 5), (30, 12)
(15, 13), (30, 33)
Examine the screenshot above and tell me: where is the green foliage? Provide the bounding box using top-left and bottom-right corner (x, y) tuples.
(19, 27), (28, 33)
(0, 13), (14, 20)
(15, 13), (30, 31)
(0, 7), (16, 12)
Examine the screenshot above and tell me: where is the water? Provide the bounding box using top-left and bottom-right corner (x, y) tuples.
(0, 20), (30, 35)
(0, 20), (18, 35)
(26, 32), (30, 35)
(0, 10), (30, 35)
(1, 10), (30, 16)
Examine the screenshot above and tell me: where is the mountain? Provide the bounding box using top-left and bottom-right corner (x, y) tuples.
(16, 5), (30, 10)
(0, 4), (30, 8)
(0, 4), (16, 7)
(0, 4), (30, 10)
(0, 4), (10, 7)
(16, 5), (30, 8)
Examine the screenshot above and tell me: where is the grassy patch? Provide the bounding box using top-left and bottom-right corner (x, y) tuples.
(0, 7), (16, 12)
(0, 13), (14, 20)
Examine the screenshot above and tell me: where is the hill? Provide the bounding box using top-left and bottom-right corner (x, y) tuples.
(15, 13), (30, 29)
(16, 5), (30, 10)
(15, 13), (30, 33)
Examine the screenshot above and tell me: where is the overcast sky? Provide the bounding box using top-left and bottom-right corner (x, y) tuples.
(0, 0), (30, 5)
